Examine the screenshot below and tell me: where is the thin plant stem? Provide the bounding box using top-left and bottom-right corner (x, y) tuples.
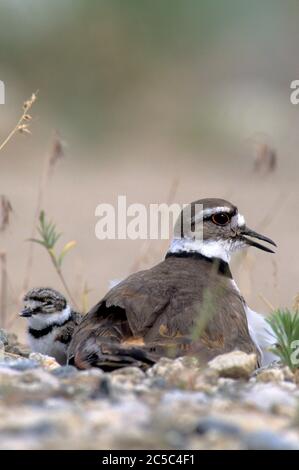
(0, 92), (37, 154)
(0, 252), (8, 328)
(23, 132), (64, 294)
(259, 293), (275, 311)
(48, 250), (78, 309)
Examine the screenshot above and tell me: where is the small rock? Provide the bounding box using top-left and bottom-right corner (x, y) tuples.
(0, 342), (4, 361)
(29, 353), (60, 370)
(242, 430), (299, 450)
(110, 367), (146, 392)
(0, 329), (9, 346)
(60, 368), (105, 399)
(282, 367), (295, 382)
(161, 389), (208, 406)
(147, 357), (201, 389)
(256, 368), (284, 383)
(244, 383), (296, 411)
(51, 366), (78, 378)
(8, 344), (31, 357)
(111, 366), (145, 382)
(4, 331), (30, 357)
(0, 368), (60, 402)
(193, 369), (219, 393)
(148, 357), (199, 377)
(280, 381), (297, 391)
(7, 332), (18, 346)
(208, 351), (257, 379)
(0, 358), (39, 371)
(196, 416), (241, 436)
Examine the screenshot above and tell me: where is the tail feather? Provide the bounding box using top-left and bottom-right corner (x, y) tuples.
(69, 336), (156, 371)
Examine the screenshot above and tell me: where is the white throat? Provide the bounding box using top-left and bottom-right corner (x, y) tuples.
(168, 238), (233, 263)
(27, 305), (71, 330)
(169, 211), (247, 263)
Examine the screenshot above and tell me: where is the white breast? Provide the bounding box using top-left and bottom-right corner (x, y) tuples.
(28, 329), (68, 364)
(230, 280), (277, 366)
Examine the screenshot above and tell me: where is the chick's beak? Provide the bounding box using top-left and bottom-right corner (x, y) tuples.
(239, 227), (277, 253)
(20, 307), (33, 317)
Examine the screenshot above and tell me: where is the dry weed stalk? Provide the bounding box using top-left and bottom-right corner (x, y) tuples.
(253, 142), (277, 174)
(0, 252), (8, 328)
(129, 177), (180, 273)
(234, 191), (288, 311)
(23, 132), (65, 293)
(293, 293), (299, 312)
(0, 92), (37, 153)
(0, 195), (12, 232)
(81, 283), (92, 314)
(259, 294), (275, 311)
(29, 211), (78, 309)
(0, 93), (36, 326)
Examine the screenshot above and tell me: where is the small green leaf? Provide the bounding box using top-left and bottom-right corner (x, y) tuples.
(267, 309), (299, 370)
(57, 240), (76, 267)
(27, 238), (47, 247)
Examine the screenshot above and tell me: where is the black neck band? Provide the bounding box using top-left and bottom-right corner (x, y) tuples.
(165, 251), (232, 278)
(28, 317), (70, 339)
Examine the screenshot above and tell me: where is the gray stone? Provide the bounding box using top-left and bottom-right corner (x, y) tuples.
(51, 365), (78, 378)
(256, 368), (285, 383)
(243, 430), (299, 450)
(0, 358), (39, 371)
(0, 329), (9, 346)
(1, 331), (299, 450)
(196, 416), (242, 436)
(243, 383), (297, 411)
(208, 351), (257, 379)
(0, 368), (60, 403)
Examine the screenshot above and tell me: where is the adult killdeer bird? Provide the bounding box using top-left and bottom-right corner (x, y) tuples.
(20, 287), (82, 364)
(69, 198), (277, 370)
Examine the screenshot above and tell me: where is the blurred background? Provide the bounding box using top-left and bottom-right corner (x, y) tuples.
(0, 0), (299, 337)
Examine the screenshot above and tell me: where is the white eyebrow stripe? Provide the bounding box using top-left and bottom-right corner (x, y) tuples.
(193, 206), (232, 222)
(237, 213), (246, 227)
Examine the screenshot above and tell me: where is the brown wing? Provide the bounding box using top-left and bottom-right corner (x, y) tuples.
(68, 256), (260, 369)
(56, 311), (82, 345)
(68, 264), (172, 369)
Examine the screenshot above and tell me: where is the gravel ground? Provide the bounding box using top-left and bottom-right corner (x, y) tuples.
(1, 328), (299, 450)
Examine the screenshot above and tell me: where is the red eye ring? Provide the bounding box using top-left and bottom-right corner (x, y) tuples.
(211, 213), (230, 226)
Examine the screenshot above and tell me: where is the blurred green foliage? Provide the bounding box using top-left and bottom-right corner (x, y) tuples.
(0, 1), (298, 146)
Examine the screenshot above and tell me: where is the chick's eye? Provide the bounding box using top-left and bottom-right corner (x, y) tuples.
(211, 213), (230, 226)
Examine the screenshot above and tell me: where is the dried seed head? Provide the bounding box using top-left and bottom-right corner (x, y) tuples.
(0, 195), (12, 231)
(22, 91), (38, 112)
(23, 101), (30, 111)
(21, 128), (31, 135)
(254, 142), (277, 174)
(49, 132), (66, 169)
(30, 92), (37, 103)
(18, 124), (31, 134)
(293, 293), (299, 312)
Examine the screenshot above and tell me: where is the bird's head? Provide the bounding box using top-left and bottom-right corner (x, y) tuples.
(20, 287), (70, 327)
(170, 198), (276, 262)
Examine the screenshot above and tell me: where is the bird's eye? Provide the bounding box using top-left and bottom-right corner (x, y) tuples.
(211, 213), (230, 226)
